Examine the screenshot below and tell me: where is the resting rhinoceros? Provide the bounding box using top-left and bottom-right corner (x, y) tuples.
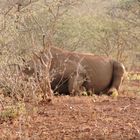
(22, 46), (126, 95)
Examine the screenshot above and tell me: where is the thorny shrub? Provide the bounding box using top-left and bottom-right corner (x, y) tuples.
(0, 61), (51, 123)
(0, 64), (43, 102)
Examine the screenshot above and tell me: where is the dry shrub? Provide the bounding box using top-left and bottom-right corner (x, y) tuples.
(0, 51), (53, 124)
(0, 54), (53, 104)
(0, 65), (38, 102)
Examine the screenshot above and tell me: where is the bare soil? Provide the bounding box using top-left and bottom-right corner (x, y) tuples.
(0, 93), (140, 140)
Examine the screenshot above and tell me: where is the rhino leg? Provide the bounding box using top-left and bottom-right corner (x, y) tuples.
(108, 61), (126, 95)
(68, 73), (85, 96)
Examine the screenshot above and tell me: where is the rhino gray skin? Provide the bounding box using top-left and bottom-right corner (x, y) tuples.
(22, 46), (126, 95)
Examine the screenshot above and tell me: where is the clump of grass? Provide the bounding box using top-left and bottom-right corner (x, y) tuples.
(111, 90), (118, 98)
(0, 102), (26, 123)
(0, 107), (18, 122)
(81, 89), (95, 96)
(81, 91), (88, 96)
(128, 72), (140, 81)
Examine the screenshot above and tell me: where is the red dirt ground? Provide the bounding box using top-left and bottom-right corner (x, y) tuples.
(0, 93), (140, 140)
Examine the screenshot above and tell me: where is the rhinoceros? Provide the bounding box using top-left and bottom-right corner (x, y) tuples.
(22, 46), (126, 96)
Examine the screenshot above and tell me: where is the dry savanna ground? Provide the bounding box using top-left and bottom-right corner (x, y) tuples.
(0, 87), (140, 140)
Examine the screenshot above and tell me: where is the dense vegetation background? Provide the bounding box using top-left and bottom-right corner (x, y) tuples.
(0, 0), (140, 70)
